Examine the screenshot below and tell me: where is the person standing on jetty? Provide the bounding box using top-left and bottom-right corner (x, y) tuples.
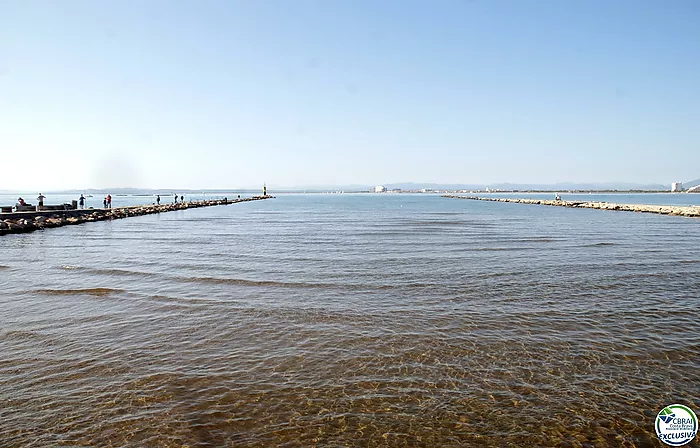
(174, 194), (178, 203)
(156, 195), (161, 205)
(79, 194), (85, 209)
(180, 195), (184, 203)
(103, 197), (107, 208)
(106, 194), (112, 208)
(37, 193), (46, 208)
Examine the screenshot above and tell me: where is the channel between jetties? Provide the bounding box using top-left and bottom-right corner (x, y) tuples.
(442, 195), (700, 218)
(0, 196), (275, 236)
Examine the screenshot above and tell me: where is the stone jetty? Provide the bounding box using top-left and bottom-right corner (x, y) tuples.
(442, 195), (700, 218)
(0, 196), (274, 236)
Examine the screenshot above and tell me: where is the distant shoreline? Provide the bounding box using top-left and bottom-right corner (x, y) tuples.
(443, 195), (700, 218)
(290, 189), (695, 194)
(1, 189), (697, 196)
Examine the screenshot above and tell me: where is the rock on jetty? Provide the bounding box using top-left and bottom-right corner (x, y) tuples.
(442, 195), (700, 218)
(0, 196), (274, 236)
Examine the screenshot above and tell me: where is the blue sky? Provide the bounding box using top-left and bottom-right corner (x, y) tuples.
(1, 0), (698, 190)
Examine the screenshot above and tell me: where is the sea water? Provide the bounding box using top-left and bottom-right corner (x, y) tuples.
(1, 194), (698, 446)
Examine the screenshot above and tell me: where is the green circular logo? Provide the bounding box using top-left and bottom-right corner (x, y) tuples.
(655, 404), (698, 446)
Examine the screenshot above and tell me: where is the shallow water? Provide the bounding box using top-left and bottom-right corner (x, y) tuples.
(1, 194), (698, 447)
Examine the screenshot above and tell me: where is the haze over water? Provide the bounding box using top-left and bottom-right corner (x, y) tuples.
(1, 194), (698, 447)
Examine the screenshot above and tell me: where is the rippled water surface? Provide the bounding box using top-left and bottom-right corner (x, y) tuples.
(1, 194), (698, 447)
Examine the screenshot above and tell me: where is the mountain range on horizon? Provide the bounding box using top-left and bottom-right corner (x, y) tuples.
(301, 178), (699, 192)
(382, 182), (673, 191)
(2, 179), (700, 194)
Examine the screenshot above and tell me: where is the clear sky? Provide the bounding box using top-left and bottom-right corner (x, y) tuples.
(1, 0), (698, 190)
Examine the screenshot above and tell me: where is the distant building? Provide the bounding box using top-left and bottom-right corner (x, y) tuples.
(688, 185), (700, 193)
(374, 185), (387, 193)
(671, 182), (683, 192)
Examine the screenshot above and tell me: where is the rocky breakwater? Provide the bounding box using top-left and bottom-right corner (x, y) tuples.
(442, 195), (700, 218)
(0, 196), (274, 236)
